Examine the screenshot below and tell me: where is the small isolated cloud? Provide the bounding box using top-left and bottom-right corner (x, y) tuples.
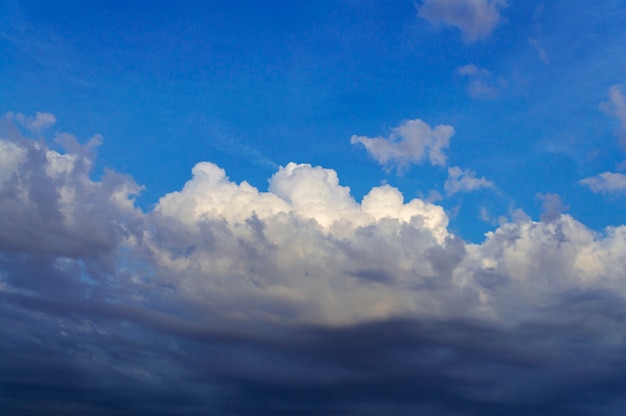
(456, 63), (488, 77)
(528, 38), (550, 64)
(351, 119), (454, 172)
(418, 0), (508, 42)
(600, 85), (626, 148)
(579, 171), (626, 194)
(444, 166), (494, 195)
(456, 64), (503, 99)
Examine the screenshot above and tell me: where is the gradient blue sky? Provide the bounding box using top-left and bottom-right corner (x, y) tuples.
(3, 1), (626, 415)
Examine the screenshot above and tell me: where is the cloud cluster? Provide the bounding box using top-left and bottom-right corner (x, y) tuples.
(418, 0), (508, 42)
(351, 119), (454, 172)
(3, 114), (626, 414)
(581, 86), (626, 194)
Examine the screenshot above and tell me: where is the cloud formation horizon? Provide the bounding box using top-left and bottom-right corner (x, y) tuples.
(3, 113), (626, 414)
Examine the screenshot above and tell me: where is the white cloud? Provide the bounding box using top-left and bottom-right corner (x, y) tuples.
(351, 119), (454, 172)
(150, 160), (451, 324)
(444, 166), (494, 195)
(418, 0), (508, 42)
(579, 171), (626, 194)
(6, 113), (626, 330)
(5, 111), (57, 132)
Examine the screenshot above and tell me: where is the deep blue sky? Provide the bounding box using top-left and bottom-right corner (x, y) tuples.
(3, 1), (626, 415)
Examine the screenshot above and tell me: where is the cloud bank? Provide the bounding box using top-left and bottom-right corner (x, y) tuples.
(418, 0), (508, 42)
(3, 114), (626, 414)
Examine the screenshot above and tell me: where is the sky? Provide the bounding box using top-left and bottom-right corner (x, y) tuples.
(2, 0), (626, 414)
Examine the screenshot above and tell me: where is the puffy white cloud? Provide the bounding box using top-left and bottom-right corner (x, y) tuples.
(444, 166), (494, 195)
(351, 119), (454, 172)
(418, 0), (508, 42)
(149, 160), (451, 324)
(579, 171), (626, 194)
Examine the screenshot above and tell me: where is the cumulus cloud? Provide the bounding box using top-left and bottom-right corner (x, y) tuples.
(579, 171), (626, 194)
(444, 166), (494, 195)
(351, 119), (454, 172)
(418, 0), (508, 42)
(5, 114), (626, 414)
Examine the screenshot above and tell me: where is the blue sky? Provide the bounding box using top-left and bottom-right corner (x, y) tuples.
(3, 0), (625, 240)
(3, 1), (626, 415)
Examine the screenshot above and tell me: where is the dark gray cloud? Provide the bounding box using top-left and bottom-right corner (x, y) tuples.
(3, 290), (626, 415)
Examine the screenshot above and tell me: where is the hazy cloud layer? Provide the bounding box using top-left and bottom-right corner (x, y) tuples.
(351, 119), (454, 172)
(3, 115), (626, 414)
(418, 0), (508, 42)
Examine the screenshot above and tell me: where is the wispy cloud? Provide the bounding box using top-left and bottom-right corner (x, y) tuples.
(5, 111), (57, 132)
(528, 38), (550, 64)
(600, 84), (626, 149)
(579, 171), (626, 194)
(456, 64), (503, 99)
(418, 0), (509, 42)
(445, 166), (495, 195)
